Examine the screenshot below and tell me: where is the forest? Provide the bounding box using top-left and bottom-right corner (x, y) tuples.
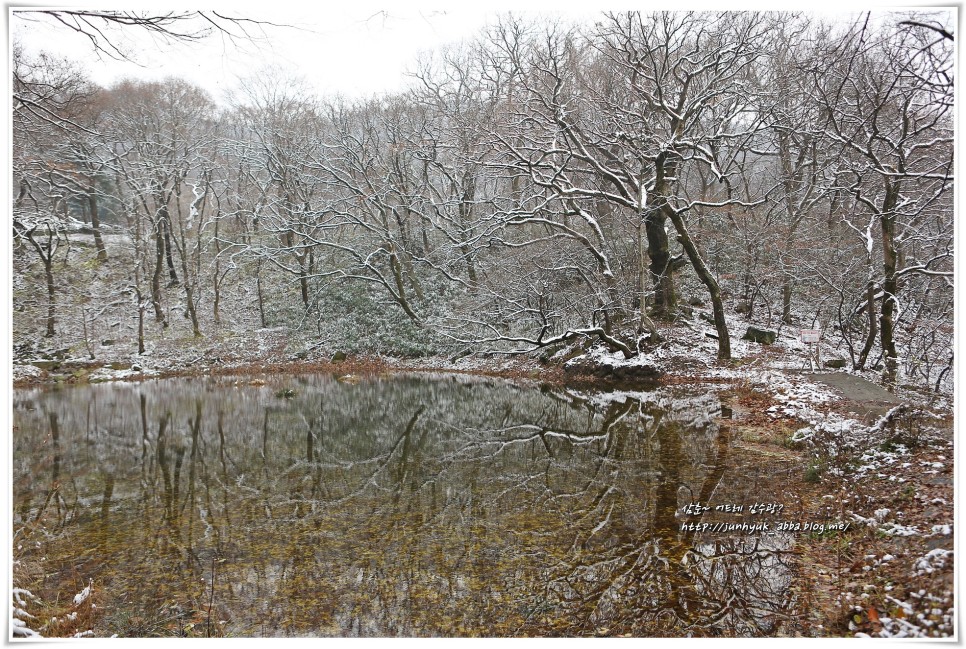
(10, 10), (956, 640)
(11, 11), (953, 391)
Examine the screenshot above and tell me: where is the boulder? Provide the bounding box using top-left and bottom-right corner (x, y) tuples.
(449, 348), (473, 363)
(564, 358), (662, 382)
(331, 351), (347, 363)
(742, 326), (777, 345)
(824, 359), (847, 369)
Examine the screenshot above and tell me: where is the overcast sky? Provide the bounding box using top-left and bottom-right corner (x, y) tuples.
(10, 6), (578, 101)
(9, 3), (926, 103)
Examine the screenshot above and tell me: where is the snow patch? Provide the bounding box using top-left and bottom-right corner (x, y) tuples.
(88, 366), (158, 383)
(12, 364), (43, 381)
(73, 581), (92, 606)
(913, 549), (953, 575)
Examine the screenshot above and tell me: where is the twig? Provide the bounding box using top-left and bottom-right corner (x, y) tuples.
(206, 556), (216, 637)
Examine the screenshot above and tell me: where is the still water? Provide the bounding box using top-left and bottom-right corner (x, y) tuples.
(13, 373), (807, 637)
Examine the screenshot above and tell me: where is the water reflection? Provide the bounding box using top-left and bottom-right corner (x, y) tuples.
(13, 374), (802, 637)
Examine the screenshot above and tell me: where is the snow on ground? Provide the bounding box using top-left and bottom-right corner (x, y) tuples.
(72, 581), (92, 606)
(569, 329), (853, 444)
(87, 366), (158, 382)
(12, 588), (41, 638)
(580, 345), (658, 368)
(11, 364), (43, 382)
(913, 549), (953, 576)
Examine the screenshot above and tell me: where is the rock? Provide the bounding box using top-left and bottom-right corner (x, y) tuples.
(924, 507), (943, 519)
(560, 345), (588, 363)
(824, 359), (847, 369)
(742, 326), (777, 345)
(449, 348), (473, 363)
(100, 339), (115, 347)
(688, 296), (704, 306)
(926, 536), (953, 552)
(677, 305), (694, 319)
(736, 301), (752, 315)
(131, 363), (143, 372)
(564, 358), (662, 382)
(110, 362), (129, 370)
(331, 351), (347, 363)
(30, 360), (60, 371)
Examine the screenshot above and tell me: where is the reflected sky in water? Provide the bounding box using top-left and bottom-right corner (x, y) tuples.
(13, 373), (807, 637)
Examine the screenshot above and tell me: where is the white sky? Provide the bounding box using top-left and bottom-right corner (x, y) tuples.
(9, 3), (941, 103)
(9, 5), (587, 102)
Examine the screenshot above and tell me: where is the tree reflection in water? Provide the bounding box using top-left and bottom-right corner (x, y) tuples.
(13, 374), (803, 637)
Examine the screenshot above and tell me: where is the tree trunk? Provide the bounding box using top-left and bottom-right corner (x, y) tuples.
(137, 295), (146, 355)
(636, 220), (661, 341)
(461, 242), (478, 286)
(388, 247), (420, 322)
(782, 281), (793, 325)
(185, 284), (201, 338)
(645, 209), (676, 319)
(664, 206), (731, 361)
(87, 190), (108, 262)
(43, 254), (56, 338)
(81, 308), (95, 360)
(212, 215), (221, 325)
(880, 208), (899, 385)
(26, 227), (57, 337)
(855, 281), (878, 371)
(256, 261), (266, 328)
(299, 261), (310, 308)
(647, 153), (679, 319)
(151, 221), (167, 326)
(159, 208), (178, 287)
(174, 226), (202, 338)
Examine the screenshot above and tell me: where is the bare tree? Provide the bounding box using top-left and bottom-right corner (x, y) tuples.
(12, 44), (100, 339)
(812, 13), (953, 384)
(102, 78), (219, 336)
(12, 10), (278, 62)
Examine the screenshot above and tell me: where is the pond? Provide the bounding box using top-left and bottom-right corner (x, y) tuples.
(13, 372), (814, 637)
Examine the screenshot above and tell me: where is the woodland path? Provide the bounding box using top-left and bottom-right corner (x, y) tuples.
(801, 371), (906, 421)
